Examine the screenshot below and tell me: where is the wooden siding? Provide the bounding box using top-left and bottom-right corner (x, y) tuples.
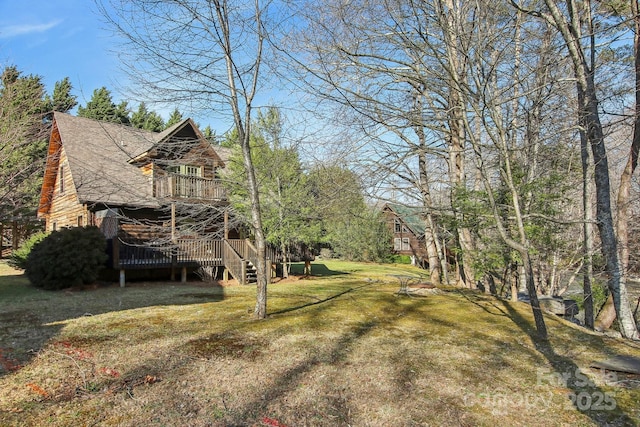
(140, 162), (154, 177)
(384, 208), (428, 260)
(41, 146), (89, 231)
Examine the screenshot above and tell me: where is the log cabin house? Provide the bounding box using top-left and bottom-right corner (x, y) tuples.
(382, 203), (429, 267)
(37, 112), (276, 286)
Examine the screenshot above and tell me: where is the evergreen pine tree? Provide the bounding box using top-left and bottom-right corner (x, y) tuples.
(202, 125), (217, 144)
(165, 108), (183, 128)
(49, 77), (77, 113)
(131, 102), (164, 131)
(0, 66), (49, 218)
(77, 87), (130, 124)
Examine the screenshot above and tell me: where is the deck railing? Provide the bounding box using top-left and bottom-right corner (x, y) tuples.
(227, 238), (279, 264)
(176, 239), (223, 266)
(223, 240), (247, 284)
(113, 237), (279, 284)
(114, 240), (174, 268)
(155, 173), (226, 201)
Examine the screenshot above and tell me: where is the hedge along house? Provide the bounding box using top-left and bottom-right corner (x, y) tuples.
(37, 112), (277, 286)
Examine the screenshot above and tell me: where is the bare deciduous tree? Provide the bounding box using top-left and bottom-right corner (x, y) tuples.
(97, 0), (272, 318)
(513, 0), (639, 339)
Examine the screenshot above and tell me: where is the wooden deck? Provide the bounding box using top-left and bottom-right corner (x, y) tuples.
(112, 238), (279, 285)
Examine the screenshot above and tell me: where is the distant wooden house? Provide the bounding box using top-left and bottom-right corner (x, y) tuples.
(37, 112), (275, 285)
(382, 203), (429, 267)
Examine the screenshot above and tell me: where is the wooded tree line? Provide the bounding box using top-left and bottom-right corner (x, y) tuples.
(283, 0), (640, 339)
(224, 107), (392, 276)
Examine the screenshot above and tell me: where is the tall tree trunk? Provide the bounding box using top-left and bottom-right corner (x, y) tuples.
(616, 0), (640, 294)
(216, 0), (269, 320)
(581, 118), (595, 330)
(438, 0), (476, 289)
(239, 132), (268, 319)
(423, 215), (442, 285)
(580, 57), (639, 339)
(449, 89), (476, 288)
(277, 177), (289, 279)
(616, 0), (640, 273)
(599, 0), (640, 334)
(415, 90), (442, 285)
(522, 251), (549, 337)
(541, 0), (639, 340)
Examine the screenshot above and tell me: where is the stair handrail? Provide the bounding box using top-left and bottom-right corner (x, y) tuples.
(223, 239), (247, 285)
(245, 239), (259, 266)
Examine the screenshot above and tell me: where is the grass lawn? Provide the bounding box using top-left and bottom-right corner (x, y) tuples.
(1, 259), (639, 426)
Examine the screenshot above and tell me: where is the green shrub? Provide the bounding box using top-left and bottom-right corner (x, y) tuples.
(592, 280), (609, 313)
(7, 231), (48, 270)
(569, 280), (608, 313)
(25, 226), (108, 290)
(389, 254), (412, 264)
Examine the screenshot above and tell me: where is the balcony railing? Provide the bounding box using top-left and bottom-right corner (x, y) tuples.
(155, 173), (226, 201)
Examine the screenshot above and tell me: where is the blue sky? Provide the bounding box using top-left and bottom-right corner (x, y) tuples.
(0, 1), (303, 137)
(0, 0), (275, 134)
(0, 1), (127, 109)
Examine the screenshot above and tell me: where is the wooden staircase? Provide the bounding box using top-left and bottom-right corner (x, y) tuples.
(222, 239), (273, 285)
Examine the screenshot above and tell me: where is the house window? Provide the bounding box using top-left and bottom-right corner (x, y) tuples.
(394, 219), (402, 233)
(77, 215), (83, 227)
(184, 165), (202, 177)
(402, 238), (410, 251)
(59, 166), (65, 193)
(394, 238), (402, 251)
(52, 222), (57, 231)
(169, 165), (203, 198)
(169, 165), (202, 177)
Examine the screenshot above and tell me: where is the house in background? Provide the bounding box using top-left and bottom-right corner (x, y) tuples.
(382, 203), (429, 267)
(37, 112), (276, 285)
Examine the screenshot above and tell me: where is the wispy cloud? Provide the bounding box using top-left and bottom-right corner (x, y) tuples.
(0, 20), (62, 39)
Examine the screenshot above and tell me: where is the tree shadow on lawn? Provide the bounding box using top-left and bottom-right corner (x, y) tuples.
(269, 282), (375, 316)
(219, 295), (492, 426)
(499, 300), (636, 426)
(195, 295), (445, 425)
(0, 273), (225, 379)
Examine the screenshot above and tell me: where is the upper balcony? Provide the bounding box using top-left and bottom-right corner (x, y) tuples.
(154, 173), (227, 202)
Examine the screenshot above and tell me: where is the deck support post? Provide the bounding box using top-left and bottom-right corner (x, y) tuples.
(171, 202), (176, 243)
(181, 266), (187, 283)
(224, 211), (229, 239)
(119, 269), (126, 288)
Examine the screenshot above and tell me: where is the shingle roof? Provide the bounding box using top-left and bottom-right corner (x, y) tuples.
(385, 203), (426, 237)
(53, 112), (180, 208)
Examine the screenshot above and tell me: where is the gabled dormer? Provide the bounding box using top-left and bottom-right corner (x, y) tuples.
(130, 118), (227, 202)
